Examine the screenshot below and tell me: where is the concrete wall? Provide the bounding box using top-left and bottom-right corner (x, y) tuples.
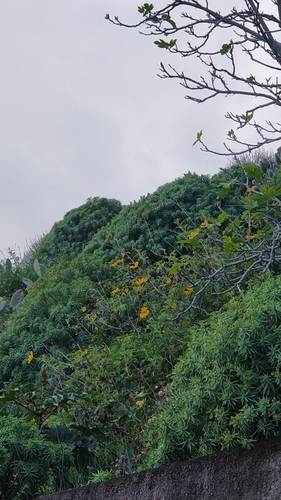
(35, 435), (281, 500)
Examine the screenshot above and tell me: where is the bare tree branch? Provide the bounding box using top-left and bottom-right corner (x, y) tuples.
(107, 1), (281, 155)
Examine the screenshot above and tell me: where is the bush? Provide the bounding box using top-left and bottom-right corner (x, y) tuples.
(143, 273), (281, 468)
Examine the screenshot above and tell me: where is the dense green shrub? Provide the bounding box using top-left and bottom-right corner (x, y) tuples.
(85, 172), (226, 262)
(143, 274), (281, 468)
(35, 197), (122, 266)
(0, 415), (73, 499)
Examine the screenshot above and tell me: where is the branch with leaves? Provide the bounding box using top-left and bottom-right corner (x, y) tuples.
(173, 154), (281, 318)
(107, 1), (281, 155)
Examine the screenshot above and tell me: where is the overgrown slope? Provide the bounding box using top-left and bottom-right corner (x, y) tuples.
(1, 158), (281, 498)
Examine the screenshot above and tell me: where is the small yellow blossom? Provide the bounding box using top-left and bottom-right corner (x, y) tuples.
(166, 278), (172, 284)
(111, 287), (120, 295)
(12, 473), (18, 481)
(82, 349), (89, 355)
(188, 228), (200, 239)
(200, 220), (209, 228)
(110, 258), (124, 268)
(245, 234), (257, 240)
(135, 400), (144, 407)
(147, 416), (157, 424)
(183, 261), (189, 268)
(81, 306), (87, 313)
(134, 276), (150, 286)
(184, 287), (194, 295)
(139, 307), (150, 319)
(246, 186), (255, 193)
(130, 262), (139, 270)
(121, 288), (129, 296)
(27, 351), (34, 364)
(91, 314), (97, 322)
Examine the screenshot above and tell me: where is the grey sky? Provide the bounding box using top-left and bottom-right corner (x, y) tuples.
(0, 0), (278, 255)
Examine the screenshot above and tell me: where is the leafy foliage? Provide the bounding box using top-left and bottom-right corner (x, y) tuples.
(0, 415), (73, 499)
(35, 197), (122, 266)
(143, 273), (281, 467)
(1, 156), (281, 493)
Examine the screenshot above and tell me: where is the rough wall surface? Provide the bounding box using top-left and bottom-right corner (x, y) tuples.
(35, 435), (281, 500)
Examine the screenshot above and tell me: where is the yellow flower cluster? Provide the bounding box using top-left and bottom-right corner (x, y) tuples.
(130, 262), (139, 270)
(188, 228), (200, 239)
(184, 287), (194, 295)
(111, 287), (120, 295)
(110, 258), (124, 268)
(246, 186), (255, 193)
(121, 288), (129, 296)
(81, 306), (87, 313)
(134, 276), (149, 286)
(147, 416), (157, 424)
(91, 314), (97, 322)
(139, 307), (150, 319)
(245, 234), (257, 240)
(27, 351), (34, 364)
(200, 220), (209, 228)
(135, 400), (144, 407)
(166, 278), (172, 284)
(81, 349), (89, 355)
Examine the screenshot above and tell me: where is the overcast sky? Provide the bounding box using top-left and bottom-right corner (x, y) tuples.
(0, 0), (279, 255)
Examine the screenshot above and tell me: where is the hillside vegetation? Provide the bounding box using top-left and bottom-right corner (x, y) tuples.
(1, 156), (281, 498)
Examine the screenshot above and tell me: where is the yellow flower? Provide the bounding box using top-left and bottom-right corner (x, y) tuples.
(130, 262), (139, 270)
(200, 220), (209, 228)
(184, 287), (194, 295)
(147, 416), (156, 424)
(188, 228), (200, 239)
(135, 400), (144, 407)
(81, 306), (87, 313)
(110, 258), (124, 268)
(12, 473), (18, 481)
(133, 276), (150, 286)
(245, 234), (257, 240)
(111, 287), (120, 295)
(82, 349), (89, 355)
(91, 314), (97, 322)
(166, 278), (172, 284)
(246, 186), (255, 193)
(27, 351), (34, 364)
(121, 288), (129, 296)
(139, 307), (150, 319)
(183, 261), (189, 268)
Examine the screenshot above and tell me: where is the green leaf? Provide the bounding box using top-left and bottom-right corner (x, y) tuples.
(169, 263), (182, 275)
(192, 130), (203, 146)
(0, 301), (6, 313)
(22, 277), (33, 289)
(239, 112), (253, 123)
(227, 129), (237, 140)
(243, 163), (262, 182)
(138, 3), (154, 16)
(218, 179), (237, 199)
(161, 14), (177, 28)
(217, 212), (230, 223)
(154, 39), (177, 49)
(220, 43), (231, 55)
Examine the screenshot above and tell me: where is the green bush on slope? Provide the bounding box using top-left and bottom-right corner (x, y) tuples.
(1, 162), (281, 491)
(143, 273), (281, 468)
(35, 197), (122, 266)
(0, 415), (73, 500)
(85, 172), (226, 262)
